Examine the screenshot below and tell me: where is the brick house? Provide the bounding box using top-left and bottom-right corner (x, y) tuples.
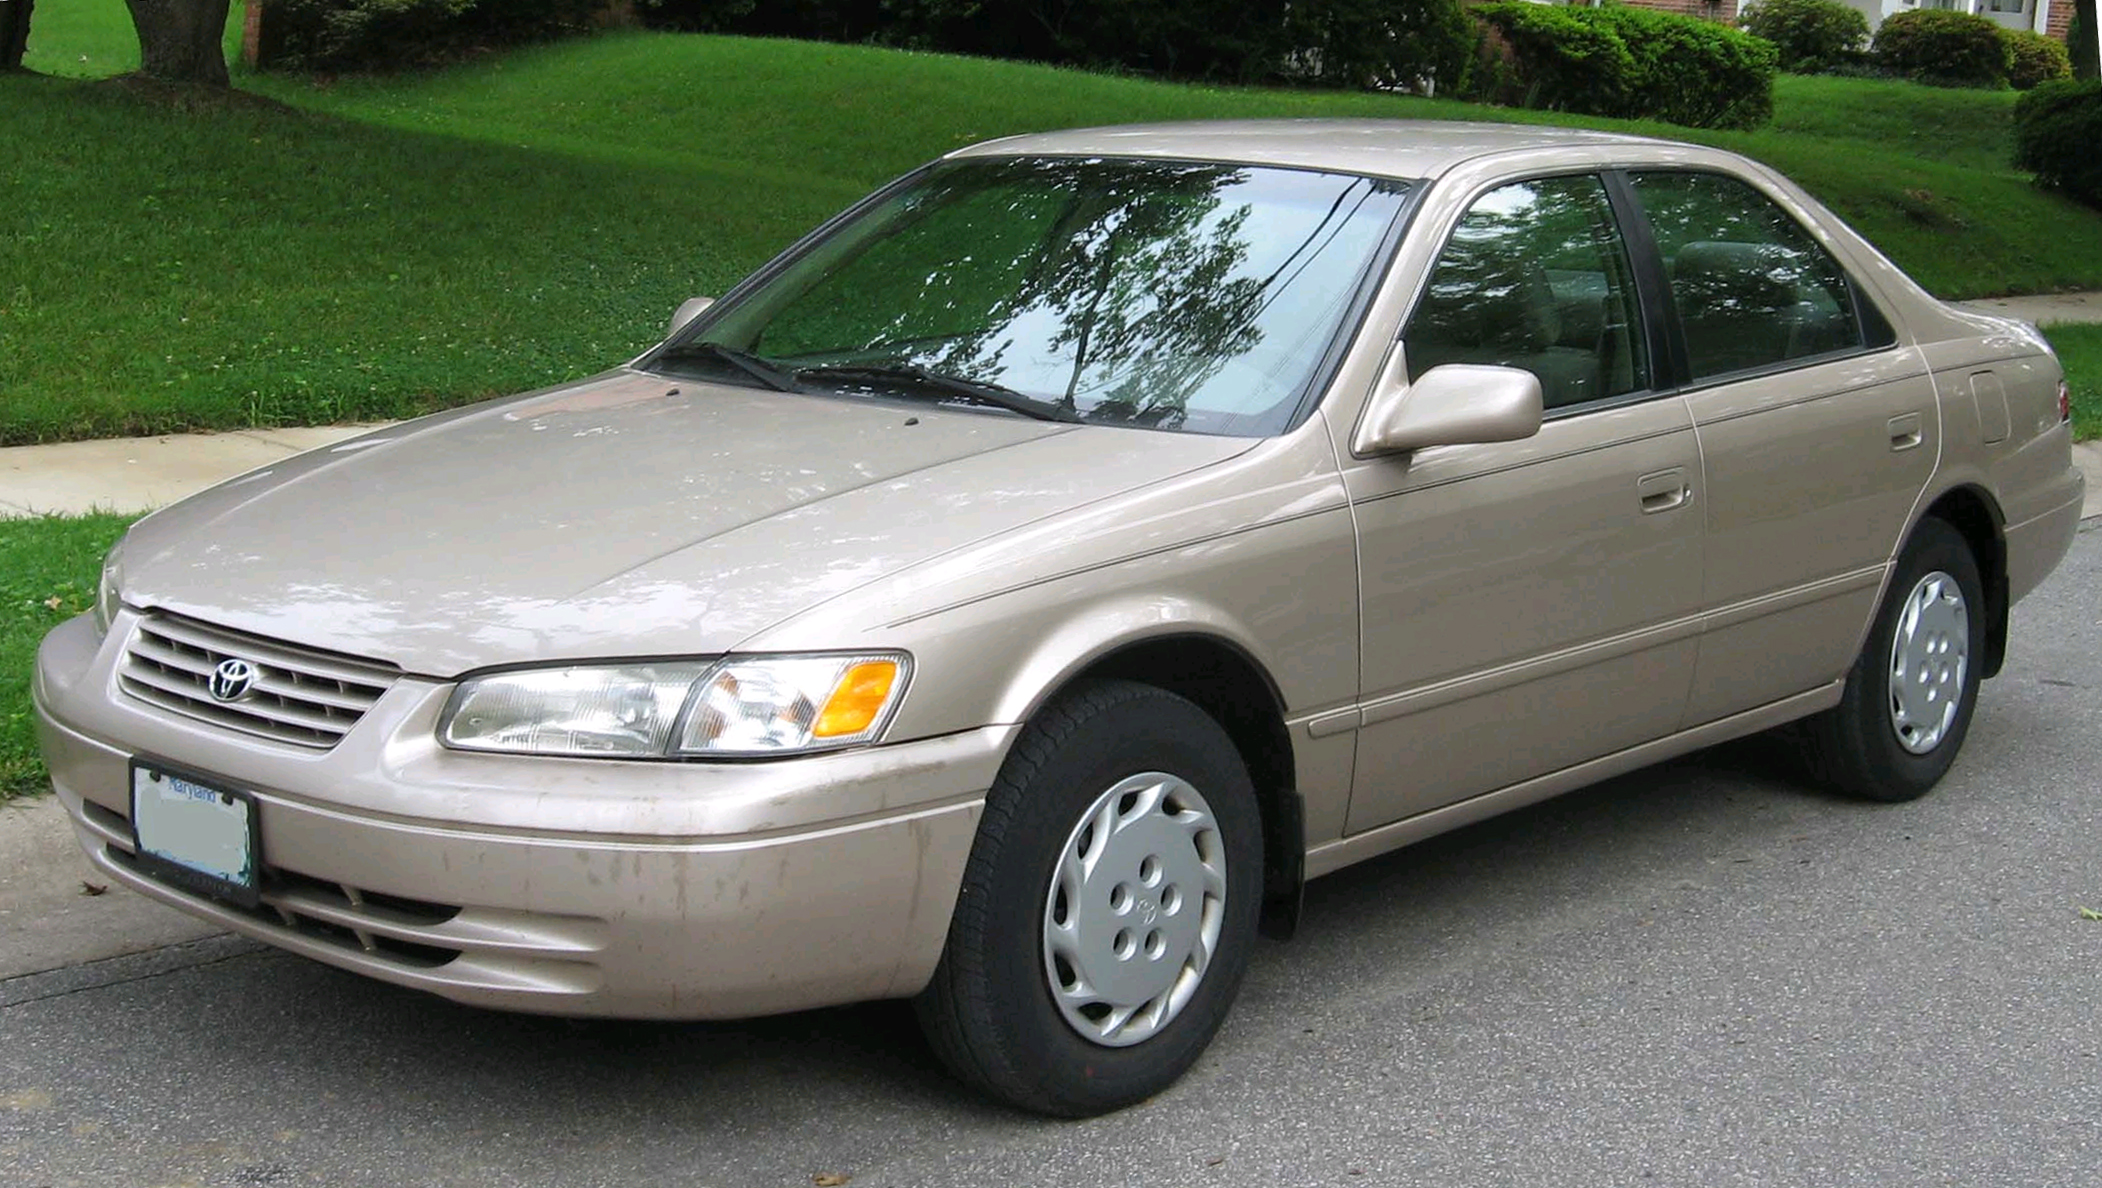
(1613, 0), (2078, 49)
(1837, 0), (2098, 75)
(1841, 0), (2070, 39)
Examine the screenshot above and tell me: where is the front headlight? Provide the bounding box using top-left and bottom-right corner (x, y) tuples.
(439, 652), (910, 759)
(92, 537), (125, 640)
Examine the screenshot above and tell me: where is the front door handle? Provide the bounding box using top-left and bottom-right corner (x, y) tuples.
(1889, 412), (1924, 452)
(1636, 467), (1692, 514)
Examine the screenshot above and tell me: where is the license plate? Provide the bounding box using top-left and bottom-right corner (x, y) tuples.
(130, 763), (261, 908)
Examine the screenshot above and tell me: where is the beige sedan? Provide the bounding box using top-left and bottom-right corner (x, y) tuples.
(34, 120), (2085, 1116)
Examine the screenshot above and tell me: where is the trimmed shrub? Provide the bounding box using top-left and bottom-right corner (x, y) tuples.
(644, 0), (1476, 91)
(631, 0), (751, 31)
(1871, 9), (2009, 88)
(1473, 2), (1635, 117)
(2004, 29), (2073, 91)
(1471, 2), (1777, 130)
(1612, 6), (1776, 128)
(1739, 0), (1869, 74)
(1269, 0), (1476, 91)
(265, 0), (610, 70)
(634, 0), (884, 40)
(2015, 77), (2102, 207)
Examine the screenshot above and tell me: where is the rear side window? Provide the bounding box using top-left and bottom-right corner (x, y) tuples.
(1628, 171), (1868, 382)
(1404, 174), (1649, 411)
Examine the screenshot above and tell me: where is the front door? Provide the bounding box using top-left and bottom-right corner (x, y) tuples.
(1340, 173), (1705, 834)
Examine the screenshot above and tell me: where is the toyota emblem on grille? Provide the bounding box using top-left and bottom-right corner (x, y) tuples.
(209, 658), (258, 702)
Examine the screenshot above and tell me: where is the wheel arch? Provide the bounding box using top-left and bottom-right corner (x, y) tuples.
(1037, 632), (1307, 942)
(1915, 484), (2008, 679)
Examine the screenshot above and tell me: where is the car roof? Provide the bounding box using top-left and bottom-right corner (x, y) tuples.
(945, 119), (1672, 182)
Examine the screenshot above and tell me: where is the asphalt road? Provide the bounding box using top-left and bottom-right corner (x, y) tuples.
(4, 526), (2098, 1188)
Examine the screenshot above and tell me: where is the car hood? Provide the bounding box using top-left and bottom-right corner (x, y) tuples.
(121, 371), (1253, 675)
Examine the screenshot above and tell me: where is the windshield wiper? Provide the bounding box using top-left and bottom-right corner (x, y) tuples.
(652, 341), (801, 392)
(795, 363), (1081, 424)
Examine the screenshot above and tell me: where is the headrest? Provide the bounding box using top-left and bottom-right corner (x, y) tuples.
(1413, 253), (1560, 353)
(1671, 241), (1797, 316)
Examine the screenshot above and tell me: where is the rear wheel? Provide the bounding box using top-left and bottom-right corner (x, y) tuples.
(1800, 517), (1984, 802)
(914, 679), (1264, 1116)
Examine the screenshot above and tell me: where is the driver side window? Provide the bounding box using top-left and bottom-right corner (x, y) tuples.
(1404, 174), (1649, 411)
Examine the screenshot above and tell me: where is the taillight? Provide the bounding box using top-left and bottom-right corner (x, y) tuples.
(2060, 378), (2073, 424)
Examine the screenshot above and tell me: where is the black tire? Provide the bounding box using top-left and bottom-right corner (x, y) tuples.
(913, 679), (1265, 1117)
(1800, 517), (1985, 802)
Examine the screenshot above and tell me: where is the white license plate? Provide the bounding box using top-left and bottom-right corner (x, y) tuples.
(130, 764), (260, 906)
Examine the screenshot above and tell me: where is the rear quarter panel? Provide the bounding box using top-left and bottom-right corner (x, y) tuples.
(1911, 310), (2082, 604)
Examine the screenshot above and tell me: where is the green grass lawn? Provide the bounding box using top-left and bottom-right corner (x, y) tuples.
(21, 0), (147, 76)
(244, 32), (2102, 302)
(1761, 74), (2018, 174)
(1, 71), (778, 445)
(8, 5), (2102, 444)
(2041, 325), (2102, 440)
(0, 515), (131, 801)
(19, 0), (244, 78)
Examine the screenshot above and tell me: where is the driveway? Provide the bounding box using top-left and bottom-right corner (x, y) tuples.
(3, 525), (2097, 1188)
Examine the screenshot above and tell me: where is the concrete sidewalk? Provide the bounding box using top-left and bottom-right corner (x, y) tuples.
(1958, 292), (2102, 324)
(0, 424), (386, 519)
(13, 416), (2101, 522)
(0, 796), (222, 979)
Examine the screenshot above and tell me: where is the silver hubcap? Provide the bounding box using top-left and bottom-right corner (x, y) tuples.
(1041, 772), (1226, 1048)
(1888, 570), (1968, 755)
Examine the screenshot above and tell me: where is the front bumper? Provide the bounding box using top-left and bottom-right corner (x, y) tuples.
(33, 612), (1004, 1019)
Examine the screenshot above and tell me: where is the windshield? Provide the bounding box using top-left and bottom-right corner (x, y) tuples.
(649, 156), (1414, 436)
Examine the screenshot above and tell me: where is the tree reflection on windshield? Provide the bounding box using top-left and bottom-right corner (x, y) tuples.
(691, 156), (1410, 437)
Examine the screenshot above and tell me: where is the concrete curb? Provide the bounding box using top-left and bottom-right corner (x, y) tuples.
(2077, 441), (2102, 522)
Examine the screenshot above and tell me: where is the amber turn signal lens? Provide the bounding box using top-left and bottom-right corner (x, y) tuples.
(813, 660), (901, 738)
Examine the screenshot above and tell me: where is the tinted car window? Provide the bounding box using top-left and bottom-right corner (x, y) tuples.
(674, 157), (1413, 437)
(1404, 174), (1649, 411)
(1629, 171), (1866, 381)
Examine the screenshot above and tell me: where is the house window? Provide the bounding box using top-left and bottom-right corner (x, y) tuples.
(1980, 0), (2025, 11)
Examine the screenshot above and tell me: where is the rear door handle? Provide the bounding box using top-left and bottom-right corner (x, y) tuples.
(1888, 412), (1924, 451)
(1636, 467), (1692, 514)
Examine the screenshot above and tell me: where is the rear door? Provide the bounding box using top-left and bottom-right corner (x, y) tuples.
(1619, 170), (1938, 725)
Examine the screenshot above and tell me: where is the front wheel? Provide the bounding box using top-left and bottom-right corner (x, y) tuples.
(914, 679), (1264, 1116)
(1800, 517), (1985, 802)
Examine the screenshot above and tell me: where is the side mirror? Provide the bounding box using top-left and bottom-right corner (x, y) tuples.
(668, 296), (715, 338)
(1352, 362), (1544, 456)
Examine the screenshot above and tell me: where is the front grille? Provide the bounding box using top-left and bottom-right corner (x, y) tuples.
(105, 846), (465, 970)
(120, 613), (399, 749)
